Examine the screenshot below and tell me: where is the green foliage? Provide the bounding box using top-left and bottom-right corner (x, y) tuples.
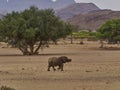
(0, 6), (72, 55)
(0, 86), (15, 90)
(97, 19), (120, 43)
(72, 31), (97, 40)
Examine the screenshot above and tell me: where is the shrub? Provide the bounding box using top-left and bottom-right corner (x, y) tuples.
(0, 86), (15, 90)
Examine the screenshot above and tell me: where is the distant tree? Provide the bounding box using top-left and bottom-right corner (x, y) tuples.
(0, 6), (72, 55)
(97, 19), (120, 48)
(65, 23), (74, 44)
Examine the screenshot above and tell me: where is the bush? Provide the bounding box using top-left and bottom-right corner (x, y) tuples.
(0, 86), (15, 90)
(72, 31), (97, 40)
(80, 41), (84, 45)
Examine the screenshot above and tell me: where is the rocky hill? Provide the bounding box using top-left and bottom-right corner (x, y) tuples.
(1, 1), (120, 31)
(56, 3), (100, 20)
(68, 10), (120, 31)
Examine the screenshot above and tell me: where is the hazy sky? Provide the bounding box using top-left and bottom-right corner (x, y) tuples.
(75, 0), (120, 10)
(3, 0), (120, 11)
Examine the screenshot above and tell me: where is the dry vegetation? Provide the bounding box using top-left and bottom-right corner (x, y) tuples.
(0, 41), (120, 90)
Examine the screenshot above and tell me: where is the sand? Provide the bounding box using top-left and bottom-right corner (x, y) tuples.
(0, 41), (120, 90)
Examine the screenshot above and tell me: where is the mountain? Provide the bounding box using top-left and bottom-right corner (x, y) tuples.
(0, 14), (4, 19)
(68, 10), (120, 31)
(1, 1), (120, 31)
(56, 3), (100, 20)
(0, 0), (75, 12)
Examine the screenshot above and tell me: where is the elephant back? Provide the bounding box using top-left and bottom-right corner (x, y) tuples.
(48, 57), (63, 66)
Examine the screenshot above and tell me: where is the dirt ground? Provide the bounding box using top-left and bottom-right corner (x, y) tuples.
(0, 41), (120, 90)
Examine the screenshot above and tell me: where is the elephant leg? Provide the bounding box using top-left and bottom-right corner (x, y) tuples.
(60, 64), (64, 71)
(52, 66), (56, 71)
(47, 66), (51, 71)
(57, 65), (61, 70)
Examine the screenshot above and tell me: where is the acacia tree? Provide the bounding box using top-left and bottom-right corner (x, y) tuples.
(97, 19), (120, 48)
(0, 6), (72, 55)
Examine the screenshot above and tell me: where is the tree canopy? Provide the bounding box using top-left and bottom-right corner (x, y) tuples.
(0, 6), (72, 55)
(97, 19), (120, 44)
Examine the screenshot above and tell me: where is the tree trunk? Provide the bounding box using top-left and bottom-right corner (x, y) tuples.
(100, 40), (104, 48)
(34, 41), (42, 54)
(29, 44), (34, 55)
(19, 46), (30, 55)
(18, 41), (43, 55)
(70, 33), (73, 44)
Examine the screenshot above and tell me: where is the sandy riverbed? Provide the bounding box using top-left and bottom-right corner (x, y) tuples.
(0, 41), (120, 90)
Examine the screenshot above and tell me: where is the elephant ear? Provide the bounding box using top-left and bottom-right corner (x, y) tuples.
(59, 56), (68, 63)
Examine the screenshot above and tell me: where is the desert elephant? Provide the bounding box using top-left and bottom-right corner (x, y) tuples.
(47, 56), (72, 71)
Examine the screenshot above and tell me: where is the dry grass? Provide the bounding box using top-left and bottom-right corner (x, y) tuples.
(0, 41), (120, 90)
